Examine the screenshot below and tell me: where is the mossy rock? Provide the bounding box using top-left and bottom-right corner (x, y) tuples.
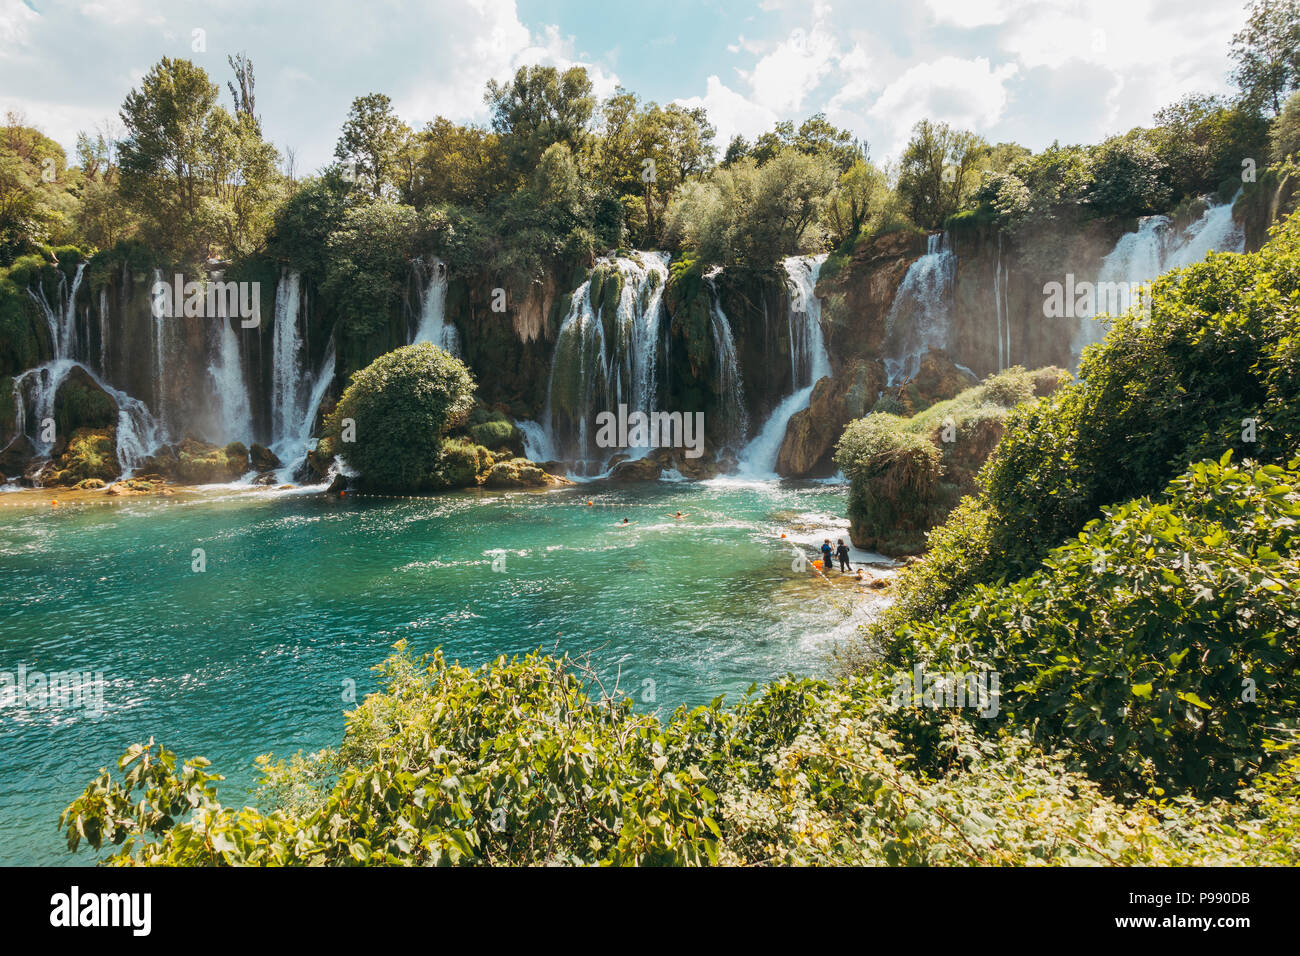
(484, 457), (548, 488)
(431, 439), (493, 489)
(49, 427), (119, 485)
(54, 366), (118, 437)
(170, 438), (249, 483)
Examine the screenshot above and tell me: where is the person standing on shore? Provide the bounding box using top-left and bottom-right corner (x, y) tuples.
(821, 539), (833, 571)
(835, 539), (851, 572)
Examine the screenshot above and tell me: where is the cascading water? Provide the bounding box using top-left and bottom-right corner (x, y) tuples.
(882, 234), (954, 386)
(207, 315), (254, 444)
(1071, 195), (1246, 362)
(993, 233), (1011, 371)
(5, 260), (163, 480)
(9, 360), (161, 476)
(515, 419), (555, 463)
(706, 273), (748, 452)
(270, 269), (305, 457)
(735, 254), (830, 477)
(543, 252), (670, 473)
(26, 262), (85, 361)
(274, 342), (336, 482)
(412, 256), (461, 356)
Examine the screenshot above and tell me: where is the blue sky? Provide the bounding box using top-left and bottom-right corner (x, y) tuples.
(1, 0), (1252, 172)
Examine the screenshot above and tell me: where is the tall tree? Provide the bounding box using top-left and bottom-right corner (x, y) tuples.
(227, 52), (257, 122)
(485, 66), (595, 178)
(334, 93), (410, 199)
(1231, 0), (1300, 115)
(896, 120), (988, 228)
(118, 57), (222, 261)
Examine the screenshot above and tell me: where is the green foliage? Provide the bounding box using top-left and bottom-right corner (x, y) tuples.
(663, 147), (838, 269)
(836, 367), (1058, 554)
(49, 427), (118, 484)
(118, 57), (282, 265)
(897, 120), (988, 229)
(486, 66), (596, 179)
(334, 93), (411, 199)
(321, 200), (417, 339)
(1085, 131), (1171, 217)
(883, 456), (1300, 797)
(0, 119), (80, 259)
(324, 343), (476, 492)
(430, 437), (492, 490)
(1230, 0), (1300, 116)
(59, 641), (1300, 866)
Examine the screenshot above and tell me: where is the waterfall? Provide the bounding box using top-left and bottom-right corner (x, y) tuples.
(412, 256), (461, 356)
(207, 316), (254, 444)
(707, 274), (748, 451)
(882, 233), (954, 386)
(274, 342), (336, 481)
(26, 261), (86, 362)
(735, 254), (830, 477)
(994, 233), (1010, 371)
(516, 419), (555, 463)
(1071, 194), (1245, 363)
(9, 360), (161, 476)
(543, 251), (670, 473)
(270, 269), (305, 456)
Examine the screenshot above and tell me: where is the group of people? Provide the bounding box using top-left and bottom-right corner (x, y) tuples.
(821, 538), (854, 573)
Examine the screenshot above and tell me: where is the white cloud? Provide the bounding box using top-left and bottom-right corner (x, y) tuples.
(674, 75), (778, 149)
(868, 56), (1018, 157)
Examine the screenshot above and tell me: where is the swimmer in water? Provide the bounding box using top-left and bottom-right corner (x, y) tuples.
(619, 517), (635, 525)
(664, 511), (690, 519)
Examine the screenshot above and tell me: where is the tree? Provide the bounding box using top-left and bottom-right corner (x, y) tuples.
(323, 343), (476, 492)
(118, 57), (222, 261)
(321, 200), (417, 338)
(721, 134), (750, 167)
(793, 112), (865, 172)
(666, 146), (838, 268)
(226, 52), (257, 121)
(1270, 91), (1300, 163)
(1231, 0), (1300, 115)
(404, 117), (506, 210)
(485, 66), (595, 178)
(1152, 94), (1269, 198)
(0, 115), (78, 257)
(896, 120), (988, 228)
(1085, 131), (1171, 217)
(825, 159), (888, 242)
(334, 93), (410, 199)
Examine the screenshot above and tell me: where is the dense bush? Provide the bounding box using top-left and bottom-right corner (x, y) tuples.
(322, 343), (476, 492)
(835, 367), (1063, 554)
(878, 455), (1300, 797)
(60, 641), (1300, 866)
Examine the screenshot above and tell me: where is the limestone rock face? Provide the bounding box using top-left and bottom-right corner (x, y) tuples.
(606, 456), (662, 482)
(776, 359), (884, 477)
(893, 349), (978, 415)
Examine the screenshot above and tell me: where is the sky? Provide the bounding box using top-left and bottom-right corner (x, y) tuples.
(0, 0), (1253, 172)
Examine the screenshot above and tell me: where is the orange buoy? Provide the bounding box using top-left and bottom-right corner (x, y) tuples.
(340, 490), (346, 498)
(780, 533), (786, 538)
(587, 500), (593, 506)
(51, 500), (59, 507)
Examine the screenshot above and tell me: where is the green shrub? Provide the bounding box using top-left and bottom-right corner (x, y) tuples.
(879, 455), (1300, 797)
(59, 642), (1300, 866)
(323, 343), (476, 492)
(431, 438), (492, 489)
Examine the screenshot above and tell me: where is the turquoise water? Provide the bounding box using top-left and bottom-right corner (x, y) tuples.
(0, 478), (868, 865)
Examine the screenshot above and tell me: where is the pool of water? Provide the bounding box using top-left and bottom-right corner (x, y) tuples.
(0, 478), (879, 865)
